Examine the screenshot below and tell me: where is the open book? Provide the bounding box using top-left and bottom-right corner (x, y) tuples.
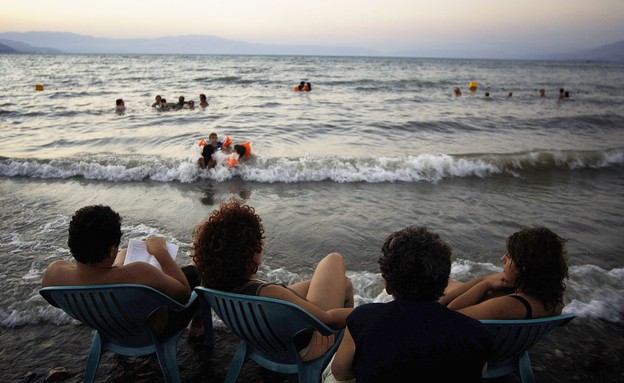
(123, 238), (179, 271)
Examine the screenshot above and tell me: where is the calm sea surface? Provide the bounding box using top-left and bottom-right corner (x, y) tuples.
(1, 55), (623, 333)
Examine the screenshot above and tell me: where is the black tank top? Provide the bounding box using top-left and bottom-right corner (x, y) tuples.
(232, 279), (305, 300)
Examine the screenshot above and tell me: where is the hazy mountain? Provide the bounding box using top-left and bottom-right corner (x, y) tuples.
(0, 31), (378, 56)
(0, 31), (622, 61)
(543, 40), (624, 62)
(0, 37), (62, 54)
(0, 42), (18, 53)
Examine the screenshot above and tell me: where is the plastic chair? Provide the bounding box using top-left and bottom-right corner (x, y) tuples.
(40, 284), (198, 383)
(481, 313), (576, 383)
(194, 286), (345, 383)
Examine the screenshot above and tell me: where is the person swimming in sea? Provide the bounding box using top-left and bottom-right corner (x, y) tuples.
(197, 144), (216, 169)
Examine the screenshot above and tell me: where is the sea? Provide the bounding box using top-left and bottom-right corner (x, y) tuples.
(0, 54), (623, 352)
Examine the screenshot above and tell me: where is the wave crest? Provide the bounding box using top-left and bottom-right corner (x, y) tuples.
(1, 149), (621, 184)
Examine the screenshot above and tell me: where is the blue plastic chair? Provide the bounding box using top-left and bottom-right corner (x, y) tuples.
(481, 313), (576, 383)
(40, 284), (198, 383)
(194, 286), (345, 383)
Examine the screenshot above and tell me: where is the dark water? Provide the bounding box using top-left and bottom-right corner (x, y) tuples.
(1, 54), (623, 335)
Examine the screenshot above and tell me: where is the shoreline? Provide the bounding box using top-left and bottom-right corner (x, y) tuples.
(1, 319), (622, 382)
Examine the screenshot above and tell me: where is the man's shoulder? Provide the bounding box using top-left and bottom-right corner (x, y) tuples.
(41, 260), (75, 286)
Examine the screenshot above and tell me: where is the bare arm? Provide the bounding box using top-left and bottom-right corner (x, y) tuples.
(113, 248), (127, 267)
(142, 236), (190, 302)
(447, 273), (512, 311)
(439, 276), (487, 306)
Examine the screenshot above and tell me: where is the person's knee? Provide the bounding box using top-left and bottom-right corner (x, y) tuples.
(324, 252), (345, 266)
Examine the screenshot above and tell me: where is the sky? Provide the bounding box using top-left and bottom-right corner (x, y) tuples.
(1, 0), (623, 57)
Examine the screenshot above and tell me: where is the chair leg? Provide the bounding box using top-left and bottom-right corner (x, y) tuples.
(225, 342), (248, 383)
(298, 351), (334, 383)
(153, 334), (182, 383)
(84, 332), (103, 383)
(517, 351), (536, 383)
(298, 363), (323, 383)
(199, 304), (215, 349)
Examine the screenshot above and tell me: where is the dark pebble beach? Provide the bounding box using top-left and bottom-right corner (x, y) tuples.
(1, 318), (623, 382)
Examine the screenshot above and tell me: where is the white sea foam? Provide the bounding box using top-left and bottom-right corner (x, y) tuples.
(2, 149), (620, 184)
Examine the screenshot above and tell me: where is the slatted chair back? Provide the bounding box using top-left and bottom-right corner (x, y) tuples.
(40, 284), (197, 383)
(195, 286), (344, 383)
(481, 313), (576, 382)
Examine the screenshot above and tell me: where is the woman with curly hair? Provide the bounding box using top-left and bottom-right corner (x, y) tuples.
(440, 227), (569, 319)
(192, 199), (354, 361)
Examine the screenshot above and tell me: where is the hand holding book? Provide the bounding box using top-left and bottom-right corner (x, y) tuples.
(124, 237), (179, 271)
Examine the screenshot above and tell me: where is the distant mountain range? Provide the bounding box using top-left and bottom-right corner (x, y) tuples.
(0, 31), (377, 57)
(0, 31), (622, 61)
(542, 40), (624, 62)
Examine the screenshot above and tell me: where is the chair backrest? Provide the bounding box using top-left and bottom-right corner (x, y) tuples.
(481, 313), (575, 369)
(40, 284), (188, 349)
(195, 286), (341, 366)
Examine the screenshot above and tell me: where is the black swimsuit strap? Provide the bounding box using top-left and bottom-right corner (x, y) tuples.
(510, 295), (533, 319)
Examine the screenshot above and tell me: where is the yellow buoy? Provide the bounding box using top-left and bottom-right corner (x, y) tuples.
(468, 82), (478, 91)
(35, 84), (44, 91)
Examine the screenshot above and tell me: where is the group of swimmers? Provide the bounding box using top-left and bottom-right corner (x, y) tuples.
(294, 81), (312, 91)
(152, 94), (209, 111)
(114, 94), (209, 113)
(454, 86), (571, 99)
(118, 83), (311, 113)
(197, 132), (252, 169)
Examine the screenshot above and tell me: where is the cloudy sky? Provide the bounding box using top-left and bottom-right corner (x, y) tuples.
(1, 0), (622, 57)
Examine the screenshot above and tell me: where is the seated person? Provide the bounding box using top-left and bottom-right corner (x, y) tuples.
(42, 205), (200, 335)
(327, 226), (492, 382)
(440, 227), (569, 320)
(192, 199), (354, 362)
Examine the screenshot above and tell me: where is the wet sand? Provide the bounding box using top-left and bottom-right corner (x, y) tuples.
(1, 319), (622, 382)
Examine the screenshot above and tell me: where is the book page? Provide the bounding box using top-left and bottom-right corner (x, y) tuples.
(123, 238), (179, 271)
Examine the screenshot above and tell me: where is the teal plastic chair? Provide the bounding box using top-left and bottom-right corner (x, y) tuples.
(481, 313), (576, 383)
(194, 286), (345, 383)
(40, 284), (198, 383)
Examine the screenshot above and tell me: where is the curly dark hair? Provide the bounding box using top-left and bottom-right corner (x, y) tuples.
(506, 227), (568, 311)
(378, 226), (451, 301)
(67, 205), (122, 264)
(192, 199), (264, 291)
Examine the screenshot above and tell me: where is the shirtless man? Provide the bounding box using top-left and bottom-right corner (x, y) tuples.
(42, 205), (196, 305)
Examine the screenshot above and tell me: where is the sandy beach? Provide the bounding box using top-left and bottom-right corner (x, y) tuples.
(2, 318), (622, 382)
